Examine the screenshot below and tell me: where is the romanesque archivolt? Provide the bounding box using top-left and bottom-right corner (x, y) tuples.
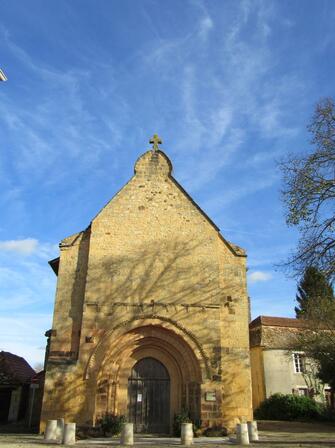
(84, 314), (211, 381)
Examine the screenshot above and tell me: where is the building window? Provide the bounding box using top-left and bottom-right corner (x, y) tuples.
(297, 387), (309, 396)
(293, 353), (305, 373)
(292, 387), (313, 397)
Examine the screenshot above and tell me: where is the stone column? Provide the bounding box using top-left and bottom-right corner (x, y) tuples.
(120, 423), (134, 446)
(62, 422), (76, 445)
(56, 418), (65, 441)
(180, 423), (193, 446)
(44, 419), (57, 441)
(247, 421), (259, 442)
(236, 423), (249, 445)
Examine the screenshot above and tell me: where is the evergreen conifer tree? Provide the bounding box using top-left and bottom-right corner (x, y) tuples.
(295, 266), (334, 318)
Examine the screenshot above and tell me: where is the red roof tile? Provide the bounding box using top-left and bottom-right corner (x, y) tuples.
(31, 369), (45, 384)
(0, 351), (35, 385)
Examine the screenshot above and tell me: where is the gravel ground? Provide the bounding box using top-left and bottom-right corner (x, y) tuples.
(0, 421), (334, 447)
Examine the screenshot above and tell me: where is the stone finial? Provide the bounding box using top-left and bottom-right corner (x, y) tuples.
(134, 149), (172, 177)
(149, 134), (162, 152)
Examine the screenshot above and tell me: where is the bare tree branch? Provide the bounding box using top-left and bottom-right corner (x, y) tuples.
(280, 98), (335, 281)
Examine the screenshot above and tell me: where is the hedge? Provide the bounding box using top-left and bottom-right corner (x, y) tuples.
(254, 393), (320, 421)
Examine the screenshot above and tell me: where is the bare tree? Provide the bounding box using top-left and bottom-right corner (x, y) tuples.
(290, 298), (335, 391)
(281, 97), (335, 280)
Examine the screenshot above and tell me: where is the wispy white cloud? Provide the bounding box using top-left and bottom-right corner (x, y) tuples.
(0, 313), (52, 366)
(248, 270), (272, 283)
(192, 0), (214, 42)
(140, 1), (303, 194)
(0, 260), (55, 310)
(0, 238), (57, 258)
(0, 238), (57, 321)
(0, 238), (38, 254)
(203, 171), (279, 213)
(198, 15), (213, 41)
(0, 27), (128, 189)
(0, 0), (327, 363)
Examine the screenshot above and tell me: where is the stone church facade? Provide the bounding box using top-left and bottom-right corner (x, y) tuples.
(41, 138), (252, 433)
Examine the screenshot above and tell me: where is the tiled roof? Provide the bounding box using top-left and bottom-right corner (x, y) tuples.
(0, 351), (35, 385)
(31, 369), (45, 384)
(249, 315), (310, 329)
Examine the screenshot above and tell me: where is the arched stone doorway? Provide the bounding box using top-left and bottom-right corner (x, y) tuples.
(91, 324), (202, 433)
(128, 357), (170, 433)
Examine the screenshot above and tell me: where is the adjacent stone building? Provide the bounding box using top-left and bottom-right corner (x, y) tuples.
(0, 351), (35, 423)
(41, 138), (252, 433)
(249, 316), (333, 409)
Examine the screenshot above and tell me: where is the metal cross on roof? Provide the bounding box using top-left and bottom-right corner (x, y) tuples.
(149, 134), (162, 152)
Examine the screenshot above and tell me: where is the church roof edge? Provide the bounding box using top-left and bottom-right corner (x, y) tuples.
(168, 172), (246, 257)
(53, 148), (246, 259)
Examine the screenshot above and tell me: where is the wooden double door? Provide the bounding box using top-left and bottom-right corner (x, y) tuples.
(128, 357), (170, 434)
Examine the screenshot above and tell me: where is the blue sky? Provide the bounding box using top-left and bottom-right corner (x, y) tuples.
(0, 0), (335, 367)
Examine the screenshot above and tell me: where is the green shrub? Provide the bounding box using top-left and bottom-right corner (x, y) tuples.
(254, 393), (320, 421)
(193, 419), (202, 437)
(97, 413), (126, 436)
(173, 409), (192, 436)
(317, 403), (335, 422)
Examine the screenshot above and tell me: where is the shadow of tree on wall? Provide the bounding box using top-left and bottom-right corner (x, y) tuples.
(88, 239), (220, 304)
(46, 237), (249, 426)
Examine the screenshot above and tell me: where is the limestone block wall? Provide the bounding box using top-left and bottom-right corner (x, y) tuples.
(48, 231), (89, 357)
(217, 242), (252, 426)
(41, 149), (252, 432)
(250, 346), (266, 410)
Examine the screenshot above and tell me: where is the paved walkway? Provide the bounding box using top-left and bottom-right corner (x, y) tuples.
(0, 421), (334, 447)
